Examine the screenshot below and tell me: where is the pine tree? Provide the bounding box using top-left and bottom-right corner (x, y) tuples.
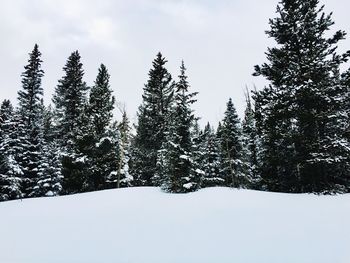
(160, 61), (199, 193)
(218, 98), (244, 188)
(254, 0), (350, 193)
(131, 52), (174, 186)
(52, 51), (89, 194)
(200, 123), (225, 188)
(17, 44), (45, 197)
(85, 64), (119, 191)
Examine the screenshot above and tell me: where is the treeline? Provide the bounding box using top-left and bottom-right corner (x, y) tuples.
(1, 0), (350, 201)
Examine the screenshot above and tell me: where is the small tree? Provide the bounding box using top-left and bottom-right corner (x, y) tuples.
(218, 98), (244, 188)
(200, 123), (225, 188)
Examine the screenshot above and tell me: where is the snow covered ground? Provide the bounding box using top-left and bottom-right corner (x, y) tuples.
(0, 187), (349, 263)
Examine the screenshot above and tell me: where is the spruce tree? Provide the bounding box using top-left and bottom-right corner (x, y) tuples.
(52, 51), (89, 194)
(254, 0), (350, 193)
(218, 98), (244, 188)
(17, 44), (45, 197)
(160, 61), (199, 193)
(131, 52), (174, 186)
(86, 64), (119, 191)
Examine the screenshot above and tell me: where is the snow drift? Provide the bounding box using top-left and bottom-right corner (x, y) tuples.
(0, 187), (349, 263)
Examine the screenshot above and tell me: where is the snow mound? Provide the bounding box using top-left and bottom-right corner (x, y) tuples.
(0, 187), (349, 263)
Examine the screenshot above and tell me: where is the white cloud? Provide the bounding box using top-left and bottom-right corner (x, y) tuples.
(0, 0), (349, 126)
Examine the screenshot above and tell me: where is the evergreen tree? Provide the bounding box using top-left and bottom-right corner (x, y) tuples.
(131, 52), (174, 186)
(85, 64), (119, 191)
(17, 44), (45, 197)
(160, 61), (199, 193)
(200, 123), (225, 188)
(0, 100), (23, 201)
(82, 64), (120, 191)
(218, 98), (244, 188)
(254, 0), (350, 193)
(52, 51), (89, 194)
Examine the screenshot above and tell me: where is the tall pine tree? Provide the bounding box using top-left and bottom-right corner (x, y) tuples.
(131, 52), (174, 186)
(87, 64), (119, 191)
(254, 0), (350, 193)
(52, 51), (89, 194)
(17, 44), (45, 197)
(159, 61), (199, 193)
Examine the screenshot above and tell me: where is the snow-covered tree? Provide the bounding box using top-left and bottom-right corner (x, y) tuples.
(82, 64), (120, 191)
(254, 0), (350, 193)
(160, 61), (200, 193)
(218, 98), (244, 188)
(52, 51), (89, 194)
(16, 44), (45, 196)
(0, 100), (23, 201)
(131, 52), (174, 186)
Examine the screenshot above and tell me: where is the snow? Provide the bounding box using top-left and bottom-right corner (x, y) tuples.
(195, 168), (205, 175)
(0, 187), (349, 263)
(183, 182), (194, 189)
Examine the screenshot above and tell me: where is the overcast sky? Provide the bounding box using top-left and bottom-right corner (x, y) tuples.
(0, 0), (349, 126)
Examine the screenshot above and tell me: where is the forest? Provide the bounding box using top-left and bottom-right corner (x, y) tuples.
(1, 0), (350, 201)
